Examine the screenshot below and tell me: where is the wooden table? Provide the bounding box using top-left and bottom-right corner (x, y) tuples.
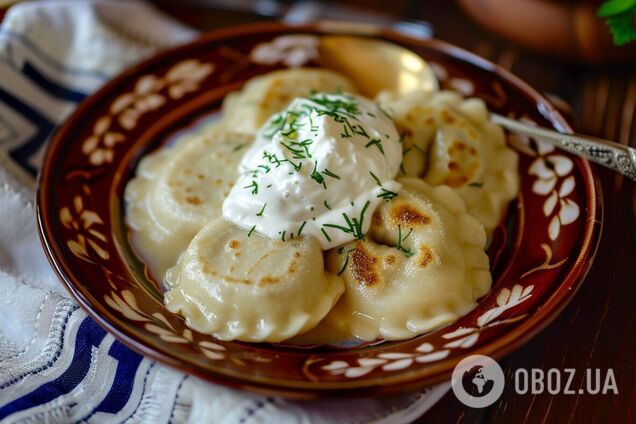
(122, 1), (636, 421)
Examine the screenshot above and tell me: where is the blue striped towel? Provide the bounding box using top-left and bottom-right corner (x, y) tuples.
(0, 1), (449, 422)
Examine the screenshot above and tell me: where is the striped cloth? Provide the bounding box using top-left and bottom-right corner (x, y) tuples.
(0, 1), (449, 422)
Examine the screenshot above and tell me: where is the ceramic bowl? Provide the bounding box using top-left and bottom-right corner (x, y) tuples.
(37, 22), (602, 398)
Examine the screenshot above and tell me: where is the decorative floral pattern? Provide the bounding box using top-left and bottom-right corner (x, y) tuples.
(82, 59), (213, 165)
(509, 117), (580, 240)
(43, 31), (598, 392)
(251, 35), (319, 67)
(59, 191), (109, 262)
(104, 289), (227, 360)
(320, 284), (533, 378)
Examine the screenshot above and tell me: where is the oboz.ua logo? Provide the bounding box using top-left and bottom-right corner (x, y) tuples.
(451, 355), (505, 408)
(451, 355), (619, 408)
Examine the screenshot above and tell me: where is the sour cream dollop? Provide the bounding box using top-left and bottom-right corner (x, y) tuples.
(222, 92), (402, 249)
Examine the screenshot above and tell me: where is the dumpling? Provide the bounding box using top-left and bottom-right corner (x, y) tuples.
(125, 126), (253, 275)
(220, 68), (357, 134)
(425, 98), (519, 232)
(164, 218), (344, 342)
(376, 90), (451, 177)
(377, 90), (519, 233)
(319, 178), (491, 341)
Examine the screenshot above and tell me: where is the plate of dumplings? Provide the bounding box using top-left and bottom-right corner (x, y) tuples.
(37, 22), (602, 398)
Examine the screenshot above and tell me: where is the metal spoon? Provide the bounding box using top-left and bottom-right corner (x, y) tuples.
(318, 35), (636, 180)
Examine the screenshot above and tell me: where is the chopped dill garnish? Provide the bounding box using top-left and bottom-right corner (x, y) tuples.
(468, 181), (484, 188)
(247, 225), (256, 237)
(365, 138), (385, 155)
(376, 103), (392, 119)
(280, 230), (287, 241)
(367, 112), (376, 117)
(310, 161), (326, 188)
(370, 171), (398, 201)
(369, 171), (382, 186)
(322, 168), (340, 179)
(399, 162), (406, 175)
(411, 143), (425, 154)
(324, 200), (332, 210)
(256, 203), (266, 217)
(232, 143), (247, 152)
(321, 228), (332, 242)
(297, 221), (307, 236)
(336, 246), (356, 275)
(377, 188), (398, 201)
(396, 225), (415, 257)
(322, 201), (370, 240)
(243, 180), (258, 195)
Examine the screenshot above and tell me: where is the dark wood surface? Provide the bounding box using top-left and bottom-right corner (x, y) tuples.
(156, 1), (636, 422)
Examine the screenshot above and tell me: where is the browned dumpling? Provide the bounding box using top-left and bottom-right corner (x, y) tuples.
(377, 90), (519, 234)
(125, 126), (253, 275)
(319, 178), (491, 341)
(164, 218), (344, 342)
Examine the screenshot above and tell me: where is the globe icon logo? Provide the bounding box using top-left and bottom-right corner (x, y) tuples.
(452, 355), (505, 408)
(462, 365), (495, 397)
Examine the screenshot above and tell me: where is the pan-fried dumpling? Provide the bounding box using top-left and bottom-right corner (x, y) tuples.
(376, 90), (461, 177)
(377, 90), (519, 233)
(319, 178), (490, 341)
(164, 218), (344, 342)
(220, 68), (357, 134)
(438, 100), (519, 232)
(125, 127), (253, 275)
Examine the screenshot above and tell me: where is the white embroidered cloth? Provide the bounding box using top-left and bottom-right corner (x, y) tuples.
(0, 1), (449, 422)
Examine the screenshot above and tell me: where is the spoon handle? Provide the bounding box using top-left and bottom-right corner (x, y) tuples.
(492, 113), (636, 181)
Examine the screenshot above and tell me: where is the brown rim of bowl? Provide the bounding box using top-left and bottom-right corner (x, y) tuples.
(36, 21), (603, 398)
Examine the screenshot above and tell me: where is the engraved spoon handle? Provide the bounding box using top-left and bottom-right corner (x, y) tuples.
(492, 113), (636, 181)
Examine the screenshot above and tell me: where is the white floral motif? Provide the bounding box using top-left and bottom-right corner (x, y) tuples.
(60, 194), (109, 261)
(251, 35), (319, 67)
(510, 117), (580, 240)
(81, 116), (125, 165)
(82, 59), (213, 165)
(442, 284), (533, 349)
(104, 289), (227, 360)
(320, 285), (533, 378)
(321, 343), (452, 378)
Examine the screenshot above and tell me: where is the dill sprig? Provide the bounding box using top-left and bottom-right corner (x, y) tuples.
(322, 168), (340, 179)
(369, 171), (398, 201)
(256, 203), (266, 217)
(232, 143), (247, 152)
(365, 138), (385, 155)
(243, 180), (258, 195)
(321, 200), (370, 241)
(336, 246), (356, 275)
(247, 225), (256, 237)
(310, 161), (326, 188)
(377, 188), (398, 201)
(396, 225), (415, 257)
